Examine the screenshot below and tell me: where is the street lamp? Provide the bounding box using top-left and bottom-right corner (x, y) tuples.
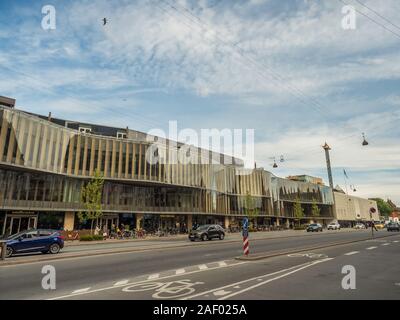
(362, 133), (369, 146)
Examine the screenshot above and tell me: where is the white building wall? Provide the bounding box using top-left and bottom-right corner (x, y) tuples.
(333, 192), (379, 221)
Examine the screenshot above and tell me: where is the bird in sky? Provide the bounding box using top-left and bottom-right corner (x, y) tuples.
(102, 18), (107, 26)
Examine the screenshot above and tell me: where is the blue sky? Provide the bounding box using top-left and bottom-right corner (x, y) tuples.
(0, 0), (399, 203)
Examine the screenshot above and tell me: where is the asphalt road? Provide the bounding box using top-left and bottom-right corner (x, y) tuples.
(0, 230), (399, 299)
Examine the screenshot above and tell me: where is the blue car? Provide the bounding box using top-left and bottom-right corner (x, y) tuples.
(5, 229), (64, 258)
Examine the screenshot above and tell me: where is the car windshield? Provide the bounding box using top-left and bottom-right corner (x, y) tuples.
(196, 225), (210, 231)
(310, 224), (318, 226)
(7, 231), (29, 240)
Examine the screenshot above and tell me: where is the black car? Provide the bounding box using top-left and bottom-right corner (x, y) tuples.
(306, 223), (323, 232)
(189, 224), (225, 241)
(386, 222), (400, 232)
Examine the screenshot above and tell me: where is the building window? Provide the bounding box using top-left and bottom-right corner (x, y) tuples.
(117, 132), (127, 139)
(79, 127), (91, 134)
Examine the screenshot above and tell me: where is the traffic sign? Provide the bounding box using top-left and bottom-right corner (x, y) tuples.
(243, 217), (249, 230)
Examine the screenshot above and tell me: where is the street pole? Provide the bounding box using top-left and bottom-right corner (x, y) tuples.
(242, 217), (249, 256)
(322, 143), (334, 189)
(0, 241), (6, 260)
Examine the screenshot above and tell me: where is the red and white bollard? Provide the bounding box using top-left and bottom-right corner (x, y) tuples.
(243, 235), (250, 256)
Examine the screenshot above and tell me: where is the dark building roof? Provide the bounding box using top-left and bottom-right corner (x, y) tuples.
(0, 96), (16, 108)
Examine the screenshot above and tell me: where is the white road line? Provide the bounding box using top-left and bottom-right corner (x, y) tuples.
(72, 288), (91, 294)
(147, 273), (160, 280)
(218, 261), (227, 267)
(382, 243), (391, 246)
(114, 280), (129, 286)
(198, 264), (208, 270)
(48, 261), (247, 300)
(182, 258), (333, 300)
(366, 246), (377, 250)
(344, 251), (359, 256)
(393, 240), (399, 243)
(218, 258), (333, 300)
(175, 269), (185, 275)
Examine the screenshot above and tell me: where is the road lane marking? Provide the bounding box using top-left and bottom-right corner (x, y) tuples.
(182, 258), (333, 300)
(72, 288), (91, 294)
(198, 264), (208, 270)
(344, 251), (359, 256)
(366, 246), (377, 250)
(48, 260), (247, 300)
(394, 240), (399, 243)
(218, 258), (334, 300)
(218, 261), (227, 267)
(175, 269), (185, 275)
(382, 243), (391, 246)
(114, 280), (129, 286)
(148, 273), (160, 280)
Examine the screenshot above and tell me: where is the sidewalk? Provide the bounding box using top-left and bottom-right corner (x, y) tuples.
(63, 228), (358, 247)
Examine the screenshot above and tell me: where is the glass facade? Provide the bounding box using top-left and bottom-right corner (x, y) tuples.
(0, 106), (335, 233)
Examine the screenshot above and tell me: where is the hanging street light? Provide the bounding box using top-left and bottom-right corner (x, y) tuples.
(362, 133), (369, 146)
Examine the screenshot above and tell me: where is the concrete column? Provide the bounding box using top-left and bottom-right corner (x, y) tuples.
(276, 218), (280, 226)
(286, 219), (290, 228)
(224, 216), (230, 229)
(187, 214), (193, 230)
(136, 213), (144, 229)
(64, 212), (75, 231)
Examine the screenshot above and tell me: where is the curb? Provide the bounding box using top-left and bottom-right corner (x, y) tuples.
(235, 233), (397, 261)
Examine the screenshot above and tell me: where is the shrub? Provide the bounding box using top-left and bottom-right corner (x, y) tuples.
(293, 225), (307, 230)
(248, 226), (257, 232)
(80, 235), (104, 241)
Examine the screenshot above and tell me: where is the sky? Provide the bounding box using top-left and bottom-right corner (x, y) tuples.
(0, 0), (399, 203)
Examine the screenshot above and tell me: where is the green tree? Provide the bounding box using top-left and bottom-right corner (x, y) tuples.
(244, 192), (260, 229)
(78, 169), (105, 234)
(293, 197), (305, 226)
(311, 198), (321, 218)
(369, 198), (392, 217)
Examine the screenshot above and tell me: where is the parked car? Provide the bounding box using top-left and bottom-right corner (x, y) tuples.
(374, 222), (385, 229)
(327, 222), (341, 230)
(306, 223), (323, 232)
(386, 222), (400, 232)
(5, 229), (64, 258)
(189, 224), (225, 241)
(354, 223), (366, 229)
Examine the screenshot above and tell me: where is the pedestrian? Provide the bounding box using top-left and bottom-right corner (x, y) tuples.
(371, 221), (378, 232)
(94, 225), (100, 236)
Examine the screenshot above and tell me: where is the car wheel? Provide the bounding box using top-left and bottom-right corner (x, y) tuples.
(49, 243), (60, 254)
(201, 234), (208, 241)
(5, 247), (13, 258)
(219, 233), (225, 240)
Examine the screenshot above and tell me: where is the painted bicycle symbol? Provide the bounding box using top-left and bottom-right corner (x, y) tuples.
(287, 252), (328, 259)
(122, 279), (204, 299)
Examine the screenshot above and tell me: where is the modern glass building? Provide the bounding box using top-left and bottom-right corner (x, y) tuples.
(0, 104), (335, 236)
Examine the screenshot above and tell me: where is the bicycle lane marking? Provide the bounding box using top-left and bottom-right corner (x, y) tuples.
(122, 279), (205, 299)
(47, 260), (247, 300)
(182, 258), (334, 300)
